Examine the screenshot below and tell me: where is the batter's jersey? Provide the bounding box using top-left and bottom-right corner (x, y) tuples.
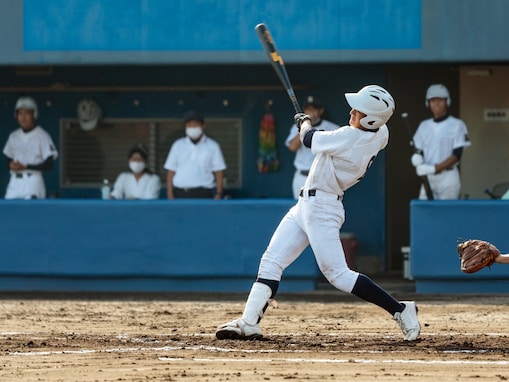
(3, 126), (58, 164)
(164, 135), (226, 188)
(285, 119), (339, 171)
(304, 125), (389, 196)
(413, 116), (471, 165)
(111, 172), (161, 200)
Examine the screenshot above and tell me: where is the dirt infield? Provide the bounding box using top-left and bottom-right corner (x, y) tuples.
(1, 290), (509, 381)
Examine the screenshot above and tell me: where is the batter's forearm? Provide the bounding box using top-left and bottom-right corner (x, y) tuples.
(299, 121), (317, 149)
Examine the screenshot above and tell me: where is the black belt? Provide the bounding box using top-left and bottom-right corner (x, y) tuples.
(173, 186), (213, 199)
(15, 172), (32, 178)
(299, 189), (342, 200)
(299, 170), (310, 176)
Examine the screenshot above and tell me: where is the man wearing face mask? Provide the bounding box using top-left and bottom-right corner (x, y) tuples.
(164, 111), (227, 199)
(110, 143), (161, 199)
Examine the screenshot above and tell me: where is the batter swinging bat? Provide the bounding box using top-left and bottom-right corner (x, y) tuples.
(254, 23), (302, 114)
(401, 112), (434, 200)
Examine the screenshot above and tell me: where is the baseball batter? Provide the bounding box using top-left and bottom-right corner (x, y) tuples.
(411, 84), (471, 199)
(285, 96), (339, 199)
(216, 85), (421, 341)
(3, 97), (58, 199)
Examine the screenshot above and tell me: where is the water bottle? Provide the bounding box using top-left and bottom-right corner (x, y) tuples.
(101, 179), (111, 199)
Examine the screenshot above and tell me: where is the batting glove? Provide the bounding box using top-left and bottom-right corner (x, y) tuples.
(416, 164), (435, 176)
(411, 153), (424, 167)
(294, 113), (312, 132)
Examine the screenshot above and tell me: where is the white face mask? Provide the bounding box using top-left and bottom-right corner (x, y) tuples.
(186, 127), (203, 140)
(129, 161), (145, 173)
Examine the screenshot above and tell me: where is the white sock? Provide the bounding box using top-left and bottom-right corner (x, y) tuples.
(241, 282), (272, 326)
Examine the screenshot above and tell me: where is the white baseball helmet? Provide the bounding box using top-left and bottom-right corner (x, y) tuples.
(425, 84), (451, 107)
(345, 85), (395, 129)
(77, 98), (102, 131)
(14, 96), (38, 119)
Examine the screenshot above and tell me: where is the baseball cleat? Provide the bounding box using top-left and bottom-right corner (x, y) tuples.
(393, 301), (421, 341)
(215, 318), (263, 340)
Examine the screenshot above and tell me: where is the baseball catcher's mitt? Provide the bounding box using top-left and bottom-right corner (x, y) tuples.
(457, 239), (500, 274)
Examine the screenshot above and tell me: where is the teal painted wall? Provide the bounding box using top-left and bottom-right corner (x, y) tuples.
(1, 0), (508, 64)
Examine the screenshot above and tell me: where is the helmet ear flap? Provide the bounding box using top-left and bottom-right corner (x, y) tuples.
(360, 115), (385, 130)
(426, 97), (451, 108)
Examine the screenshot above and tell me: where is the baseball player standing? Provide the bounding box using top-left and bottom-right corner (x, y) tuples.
(215, 85), (421, 341)
(411, 84), (471, 199)
(285, 96), (339, 199)
(3, 97), (59, 199)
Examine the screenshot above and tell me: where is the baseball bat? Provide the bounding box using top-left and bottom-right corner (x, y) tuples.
(254, 23), (302, 114)
(401, 112), (434, 200)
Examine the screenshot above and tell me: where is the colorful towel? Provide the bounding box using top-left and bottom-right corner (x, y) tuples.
(257, 112), (279, 173)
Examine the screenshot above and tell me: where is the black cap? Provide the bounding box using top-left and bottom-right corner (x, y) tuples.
(302, 95), (323, 108)
(128, 143), (148, 160)
(183, 110), (205, 124)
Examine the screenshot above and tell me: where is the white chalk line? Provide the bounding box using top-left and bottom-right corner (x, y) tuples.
(5, 343), (507, 362)
(4, 332), (508, 364)
(2, 331), (506, 338)
(158, 357), (509, 365)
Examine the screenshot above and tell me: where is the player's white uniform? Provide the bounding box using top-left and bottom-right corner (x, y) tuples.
(110, 172), (161, 200)
(413, 115), (471, 200)
(3, 126), (58, 199)
(285, 119), (339, 199)
(259, 124), (388, 292)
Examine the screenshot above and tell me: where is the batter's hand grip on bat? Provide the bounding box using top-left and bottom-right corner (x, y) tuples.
(255, 23), (302, 114)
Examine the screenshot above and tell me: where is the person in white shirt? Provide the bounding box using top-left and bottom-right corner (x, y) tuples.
(164, 111), (226, 199)
(110, 143), (161, 200)
(285, 96), (339, 199)
(3, 96), (58, 199)
(411, 84), (471, 200)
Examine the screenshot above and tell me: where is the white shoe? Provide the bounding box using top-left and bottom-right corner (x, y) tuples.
(393, 301), (421, 341)
(215, 318), (263, 340)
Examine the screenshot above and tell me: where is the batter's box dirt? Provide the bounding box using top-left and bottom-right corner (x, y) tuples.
(1, 293), (509, 381)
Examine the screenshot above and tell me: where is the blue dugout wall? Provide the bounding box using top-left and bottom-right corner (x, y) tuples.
(0, 199), (319, 292)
